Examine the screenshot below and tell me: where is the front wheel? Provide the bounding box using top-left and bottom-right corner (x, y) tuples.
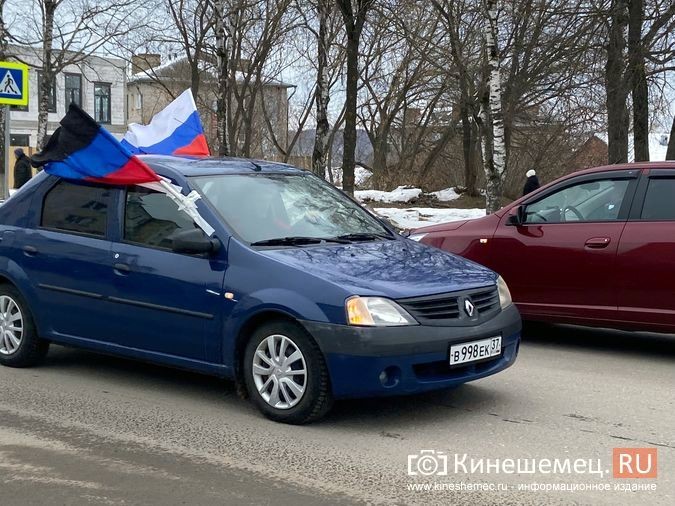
(0, 284), (49, 368)
(243, 320), (332, 424)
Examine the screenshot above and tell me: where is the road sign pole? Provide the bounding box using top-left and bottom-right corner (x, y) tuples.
(0, 61), (29, 200)
(3, 105), (9, 200)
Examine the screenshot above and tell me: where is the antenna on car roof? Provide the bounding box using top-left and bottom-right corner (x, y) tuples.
(250, 161), (262, 171)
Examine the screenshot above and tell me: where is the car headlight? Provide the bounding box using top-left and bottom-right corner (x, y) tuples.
(346, 296), (418, 326)
(497, 276), (512, 309)
(408, 233), (427, 242)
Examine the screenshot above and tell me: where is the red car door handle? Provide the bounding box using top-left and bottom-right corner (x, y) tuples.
(585, 237), (611, 248)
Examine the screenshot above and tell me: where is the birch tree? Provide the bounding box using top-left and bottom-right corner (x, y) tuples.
(36, 0), (56, 151)
(478, 0), (507, 213)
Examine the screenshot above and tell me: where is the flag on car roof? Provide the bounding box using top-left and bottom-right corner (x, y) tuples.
(31, 104), (161, 185)
(121, 89), (210, 157)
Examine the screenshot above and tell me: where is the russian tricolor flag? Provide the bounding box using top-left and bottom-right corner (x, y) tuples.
(31, 104), (160, 185)
(121, 89), (210, 157)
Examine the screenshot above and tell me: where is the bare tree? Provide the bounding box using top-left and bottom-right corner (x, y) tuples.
(430, 0), (482, 196)
(164, 0), (214, 98)
(628, 0), (648, 161)
(602, 0), (674, 163)
(355, 1), (466, 190)
(214, 0), (230, 156)
(311, 0), (331, 178)
(226, 0), (299, 158)
(13, 0), (144, 150)
(336, 0), (374, 195)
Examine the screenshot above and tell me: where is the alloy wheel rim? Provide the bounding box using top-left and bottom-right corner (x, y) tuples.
(0, 295), (23, 356)
(252, 334), (307, 410)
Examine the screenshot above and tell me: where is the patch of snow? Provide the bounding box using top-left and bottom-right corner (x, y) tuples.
(355, 186), (422, 204)
(374, 207), (486, 230)
(328, 165), (372, 187)
(429, 188), (460, 202)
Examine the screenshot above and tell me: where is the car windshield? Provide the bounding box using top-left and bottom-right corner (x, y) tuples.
(190, 173), (392, 244)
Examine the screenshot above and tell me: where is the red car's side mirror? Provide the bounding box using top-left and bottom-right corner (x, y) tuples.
(507, 206), (526, 226)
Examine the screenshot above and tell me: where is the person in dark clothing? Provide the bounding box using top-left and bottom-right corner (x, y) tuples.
(523, 169), (540, 196)
(13, 148), (32, 189)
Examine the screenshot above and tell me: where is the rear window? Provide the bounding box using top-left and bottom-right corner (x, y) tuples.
(41, 181), (110, 236)
(641, 178), (675, 220)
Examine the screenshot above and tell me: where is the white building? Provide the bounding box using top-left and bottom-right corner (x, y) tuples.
(7, 45), (127, 152)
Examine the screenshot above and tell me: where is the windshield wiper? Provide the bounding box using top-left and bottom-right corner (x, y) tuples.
(250, 236), (350, 247)
(333, 232), (395, 242)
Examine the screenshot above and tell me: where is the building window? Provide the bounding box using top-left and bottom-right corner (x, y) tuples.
(10, 134), (30, 146)
(65, 73), (82, 107)
(37, 71), (57, 113)
(94, 83), (111, 124)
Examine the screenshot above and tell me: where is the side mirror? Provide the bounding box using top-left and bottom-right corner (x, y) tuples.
(507, 206), (526, 226)
(170, 228), (220, 255)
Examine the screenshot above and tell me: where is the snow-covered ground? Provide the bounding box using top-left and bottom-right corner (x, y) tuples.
(374, 207), (486, 230)
(428, 187), (461, 201)
(355, 185), (461, 204)
(355, 186), (423, 203)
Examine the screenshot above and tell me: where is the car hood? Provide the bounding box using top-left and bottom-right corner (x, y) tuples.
(413, 219), (469, 233)
(260, 239), (497, 299)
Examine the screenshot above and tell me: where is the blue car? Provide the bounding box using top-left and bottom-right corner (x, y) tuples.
(0, 156), (521, 423)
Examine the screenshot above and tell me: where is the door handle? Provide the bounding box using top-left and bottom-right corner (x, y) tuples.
(585, 237), (611, 249)
(113, 263), (131, 274)
(22, 245), (38, 256)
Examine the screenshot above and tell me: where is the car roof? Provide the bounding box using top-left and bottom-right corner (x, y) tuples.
(138, 154), (305, 177)
(571, 160), (675, 177)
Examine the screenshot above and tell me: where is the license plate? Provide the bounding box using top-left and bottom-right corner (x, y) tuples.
(449, 336), (502, 366)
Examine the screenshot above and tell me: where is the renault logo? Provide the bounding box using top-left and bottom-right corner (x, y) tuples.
(464, 299), (475, 317)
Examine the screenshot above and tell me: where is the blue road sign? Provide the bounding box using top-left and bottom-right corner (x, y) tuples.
(0, 62), (29, 106)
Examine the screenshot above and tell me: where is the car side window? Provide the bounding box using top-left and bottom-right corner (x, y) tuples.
(41, 181), (110, 236)
(124, 187), (195, 249)
(640, 178), (675, 220)
(524, 179), (630, 224)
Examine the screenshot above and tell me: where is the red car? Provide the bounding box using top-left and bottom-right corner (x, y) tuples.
(411, 162), (675, 333)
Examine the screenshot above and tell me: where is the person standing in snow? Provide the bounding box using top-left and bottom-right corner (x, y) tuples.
(13, 148), (33, 189)
(523, 169), (540, 196)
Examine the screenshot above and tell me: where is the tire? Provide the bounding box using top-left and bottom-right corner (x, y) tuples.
(243, 320), (333, 424)
(0, 284), (49, 368)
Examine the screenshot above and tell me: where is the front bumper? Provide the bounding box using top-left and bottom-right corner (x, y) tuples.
(301, 304), (521, 399)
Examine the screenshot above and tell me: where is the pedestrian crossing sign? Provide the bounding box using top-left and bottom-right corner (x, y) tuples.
(0, 61), (29, 106)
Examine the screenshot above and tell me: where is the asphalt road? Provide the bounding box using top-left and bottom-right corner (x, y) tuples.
(0, 324), (673, 506)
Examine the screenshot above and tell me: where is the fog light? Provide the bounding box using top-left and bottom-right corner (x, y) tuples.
(379, 366), (401, 388)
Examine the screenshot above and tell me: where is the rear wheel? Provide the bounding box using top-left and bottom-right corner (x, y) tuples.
(243, 320), (332, 424)
(0, 284), (49, 368)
